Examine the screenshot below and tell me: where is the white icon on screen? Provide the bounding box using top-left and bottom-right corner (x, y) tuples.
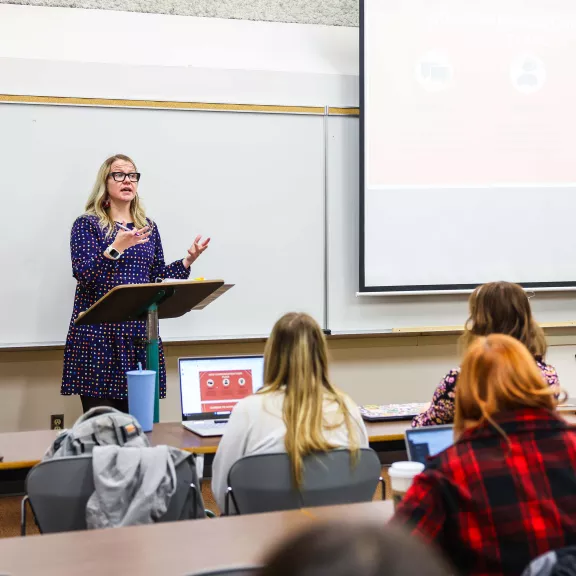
(510, 55), (546, 94)
(415, 51), (453, 92)
(223, 378), (230, 387)
(207, 379), (214, 388)
(239, 378), (246, 386)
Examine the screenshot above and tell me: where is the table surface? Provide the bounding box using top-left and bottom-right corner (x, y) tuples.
(0, 500), (394, 576)
(3, 412), (575, 471)
(0, 419), (411, 470)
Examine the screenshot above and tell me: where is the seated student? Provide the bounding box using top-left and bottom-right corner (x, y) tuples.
(413, 281), (559, 427)
(261, 522), (452, 576)
(394, 334), (576, 576)
(211, 312), (369, 512)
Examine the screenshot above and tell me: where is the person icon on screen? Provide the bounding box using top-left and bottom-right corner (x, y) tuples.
(223, 378), (230, 387)
(511, 55), (546, 94)
(239, 378), (246, 386)
(517, 59), (538, 87)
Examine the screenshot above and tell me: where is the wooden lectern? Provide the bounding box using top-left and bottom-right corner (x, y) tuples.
(75, 280), (232, 423)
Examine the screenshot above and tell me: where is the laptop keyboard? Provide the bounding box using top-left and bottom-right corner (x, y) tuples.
(184, 421), (228, 434)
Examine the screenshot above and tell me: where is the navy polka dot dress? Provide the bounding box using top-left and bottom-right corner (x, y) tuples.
(61, 215), (190, 400)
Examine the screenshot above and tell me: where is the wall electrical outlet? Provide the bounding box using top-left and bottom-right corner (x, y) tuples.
(50, 414), (64, 430)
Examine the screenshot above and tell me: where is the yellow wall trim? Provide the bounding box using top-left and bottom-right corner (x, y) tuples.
(328, 107), (360, 116)
(0, 94), (360, 115)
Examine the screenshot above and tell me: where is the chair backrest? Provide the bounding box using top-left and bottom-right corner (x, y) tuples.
(162, 454), (204, 522)
(227, 448), (381, 515)
(522, 547), (576, 576)
(26, 455), (94, 533)
(26, 453), (203, 533)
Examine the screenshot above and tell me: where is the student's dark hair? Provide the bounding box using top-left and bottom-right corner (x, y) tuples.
(259, 522), (452, 576)
(461, 281), (546, 358)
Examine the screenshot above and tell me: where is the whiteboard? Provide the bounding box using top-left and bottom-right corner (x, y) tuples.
(0, 103), (325, 346)
(326, 115), (576, 332)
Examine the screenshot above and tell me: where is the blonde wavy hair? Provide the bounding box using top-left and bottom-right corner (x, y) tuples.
(84, 154), (148, 236)
(259, 313), (359, 486)
(460, 281), (547, 358)
(455, 334), (560, 439)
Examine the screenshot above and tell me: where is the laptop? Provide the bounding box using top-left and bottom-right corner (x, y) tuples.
(405, 425), (454, 465)
(360, 402), (430, 422)
(179, 354), (264, 437)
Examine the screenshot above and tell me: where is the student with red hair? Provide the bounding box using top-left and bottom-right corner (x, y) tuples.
(394, 334), (576, 576)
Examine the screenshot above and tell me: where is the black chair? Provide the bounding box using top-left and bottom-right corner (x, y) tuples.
(225, 448), (384, 515)
(522, 546), (576, 575)
(21, 452), (203, 534)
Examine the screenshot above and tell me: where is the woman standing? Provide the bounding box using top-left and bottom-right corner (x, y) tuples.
(61, 154), (210, 413)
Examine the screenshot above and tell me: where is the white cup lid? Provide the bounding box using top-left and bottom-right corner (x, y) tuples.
(389, 461), (425, 478)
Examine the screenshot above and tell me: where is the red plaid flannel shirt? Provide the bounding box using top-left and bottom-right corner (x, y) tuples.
(393, 408), (576, 576)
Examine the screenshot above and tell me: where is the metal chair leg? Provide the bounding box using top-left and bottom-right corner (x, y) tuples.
(20, 496), (29, 536)
(225, 489), (231, 516)
(379, 476), (386, 500)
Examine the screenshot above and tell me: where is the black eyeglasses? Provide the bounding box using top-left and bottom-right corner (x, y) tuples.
(109, 172), (141, 183)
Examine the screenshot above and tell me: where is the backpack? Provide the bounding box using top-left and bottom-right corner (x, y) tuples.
(44, 407), (149, 460)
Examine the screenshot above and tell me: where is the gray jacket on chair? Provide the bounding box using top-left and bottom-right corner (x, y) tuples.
(86, 445), (191, 529)
(43, 407), (203, 528)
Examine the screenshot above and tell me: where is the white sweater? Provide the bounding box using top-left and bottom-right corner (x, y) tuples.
(211, 390), (369, 511)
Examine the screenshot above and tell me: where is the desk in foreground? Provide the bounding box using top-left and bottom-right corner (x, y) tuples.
(0, 501), (393, 576)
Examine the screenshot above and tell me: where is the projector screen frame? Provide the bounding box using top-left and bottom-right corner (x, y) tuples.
(358, 0), (576, 295)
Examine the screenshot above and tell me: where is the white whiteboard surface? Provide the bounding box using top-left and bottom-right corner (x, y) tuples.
(326, 116), (576, 332)
(0, 103), (324, 346)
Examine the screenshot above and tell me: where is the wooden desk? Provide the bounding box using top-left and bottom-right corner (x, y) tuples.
(148, 420), (412, 455)
(0, 420), (412, 471)
(0, 429), (58, 471)
(0, 500), (394, 576)
(5, 413), (575, 471)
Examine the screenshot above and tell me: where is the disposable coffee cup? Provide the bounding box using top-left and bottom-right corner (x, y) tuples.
(388, 461), (425, 508)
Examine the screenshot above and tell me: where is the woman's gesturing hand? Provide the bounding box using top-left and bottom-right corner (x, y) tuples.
(183, 235), (210, 269)
(112, 221), (151, 253)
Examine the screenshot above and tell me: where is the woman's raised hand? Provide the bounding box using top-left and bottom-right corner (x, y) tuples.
(183, 235), (210, 268)
(112, 221), (151, 253)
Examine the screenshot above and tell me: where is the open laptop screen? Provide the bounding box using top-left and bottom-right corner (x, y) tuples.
(179, 355), (264, 421)
(405, 426), (454, 465)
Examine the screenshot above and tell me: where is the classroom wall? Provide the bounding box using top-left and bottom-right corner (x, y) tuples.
(0, 0), (358, 26)
(0, 5), (359, 106)
(2, 5), (576, 432)
(2, 333), (576, 433)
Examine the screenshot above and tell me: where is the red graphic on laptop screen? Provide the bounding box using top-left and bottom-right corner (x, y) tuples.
(199, 370), (254, 413)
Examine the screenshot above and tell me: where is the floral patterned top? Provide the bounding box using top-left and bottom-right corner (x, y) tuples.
(412, 357), (560, 427)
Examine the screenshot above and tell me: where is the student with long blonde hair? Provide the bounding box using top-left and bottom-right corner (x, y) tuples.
(212, 312), (369, 512)
(394, 335), (576, 576)
(413, 281), (559, 427)
(61, 154), (210, 413)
